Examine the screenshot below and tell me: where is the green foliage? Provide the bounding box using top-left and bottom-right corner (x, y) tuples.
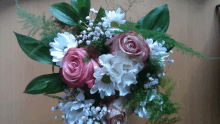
(116, 21), (209, 58)
(90, 36), (110, 54)
(158, 77), (176, 98)
(136, 4), (169, 33)
(40, 17), (63, 47)
(24, 73), (68, 94)
(94, 7), (106, 24)
(125, 88), (147, 113)
(71, 0), (91, 21)
(13, 32), (55, 65)
(49, 2), (79, 25)
(15, 0), (43, 37)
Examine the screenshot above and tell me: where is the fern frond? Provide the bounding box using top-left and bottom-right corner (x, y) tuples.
(15, 0), (43, 37)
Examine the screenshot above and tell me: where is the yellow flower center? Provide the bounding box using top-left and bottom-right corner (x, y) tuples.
(110, 21), (119, 27)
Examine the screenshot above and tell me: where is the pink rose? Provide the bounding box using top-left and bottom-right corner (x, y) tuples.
(104, 97), (128, 124)
(61, 47), (99, 88)
(105, 31), (150, 62)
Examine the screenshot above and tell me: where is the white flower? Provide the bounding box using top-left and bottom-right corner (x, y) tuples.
(58, 90), (95, 124)
(49, 32), (78, 67)
(134, 89), (163, 118)
(144, 77), (159, 89)
(90, 66), (116, 99)
(90, 8), (98, 14)
(167, 59), (174, 63)
(146, 38), (169, 69)
(102, 8), (126, 28)
(86, 16), (90, 20)
(91, 51), (144, 97)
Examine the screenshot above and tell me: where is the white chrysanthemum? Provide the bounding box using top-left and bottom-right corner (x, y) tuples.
(146, 38), (169, 62)
(90, 66), (116, 99)
(49, 32), (78, 67)
(91, 51), (144, 97)
(102, 8), (126, 28)
(134, 89), (163, 119)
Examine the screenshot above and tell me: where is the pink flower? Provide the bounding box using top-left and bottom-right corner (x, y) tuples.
(105, 31), (150, 62)
(61, 47), (99, 88)
(105, 97), (128, 124)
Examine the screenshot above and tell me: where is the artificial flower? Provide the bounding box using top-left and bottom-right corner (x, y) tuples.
(61, 47), (98, 88)
(49, 32), (78, 67)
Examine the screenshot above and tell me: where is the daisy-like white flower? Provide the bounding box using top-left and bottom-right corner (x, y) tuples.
(102, 8), (126, 28)
(145, 38), (169, 62)
(49, 32), (78, 67)
(134, 89), (163, 119)
(90, 66), (116, 99)
(91, 51), (144, 98)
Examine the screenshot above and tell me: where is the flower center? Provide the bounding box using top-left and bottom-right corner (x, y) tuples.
(110, 21), (119, 27)
(77, 108), (83, 112)
(101, 74), (111, 84)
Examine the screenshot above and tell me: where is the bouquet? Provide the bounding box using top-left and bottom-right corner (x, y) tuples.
(14, 0), (212, 124)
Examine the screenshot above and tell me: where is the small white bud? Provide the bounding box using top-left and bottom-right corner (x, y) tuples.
(79, 20), (83, 23)
(82, 35), (87, 40)
(167, 59), (174, 63)
(148, 77), (154, 81)
(98, 22), (102, 26)
(96, 107), (101, 111)
(87, 27), (92, 31)
(89, 22), (93, 26)
(86, 16), (90, 20)
(86, 40), (91, 45)
(170, 50), (173, 53)
(157, 73), (162, 78)
(82, 30), (87, 35)
(51, 107), (55, 111)
(100, 31), (104, 35)
(78, 40), (83, 44)
(146, 73), (150, 77)
(55, 116), (58, 119)
(61, 94), (66, 99)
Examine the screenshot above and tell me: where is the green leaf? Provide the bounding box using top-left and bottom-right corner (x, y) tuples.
(49, 2), (79, 25)
(136, 4), (170, 33)
(77, 0), (86, 7)
(13, 32), (54, 65)
(94, 7), (105, 24)
(71, 0), (91, 21)
(24, 73), (68, 94)
(77, 21), (86, 30)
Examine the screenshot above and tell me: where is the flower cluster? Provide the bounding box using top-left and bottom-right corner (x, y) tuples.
(52, 88), (109, 124)
(15, 1), (189, 123)
(48, 7), (175, 123)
